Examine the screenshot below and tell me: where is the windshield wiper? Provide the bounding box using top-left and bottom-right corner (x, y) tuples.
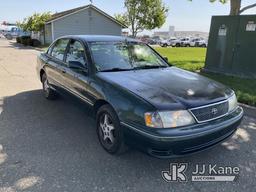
(133, 65), (168, 70)
(100, 68), (132, 72)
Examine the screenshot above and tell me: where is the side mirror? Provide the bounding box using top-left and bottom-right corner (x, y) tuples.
(68, 61), (87, 73)
(163, 57), (168, 62)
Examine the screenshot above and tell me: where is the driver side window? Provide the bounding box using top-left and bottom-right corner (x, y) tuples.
(51, 39), (69, 61)
(66, 40), (87, 68)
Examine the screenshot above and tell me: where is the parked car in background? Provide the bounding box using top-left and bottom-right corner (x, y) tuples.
(195, 38), (208, 47)
(151, 36), (162, 45)
(188, 38), (207, 47)
(160, 37), (179, 47)
(189, 38), (201, 47)
(160, 39), (171, 47)
(148, 39), (157, 45)
(180, 37), (191, 47)
(37, 35), (243, 158)
(4, 26), (30, 40)
(171, 38), (182, 47)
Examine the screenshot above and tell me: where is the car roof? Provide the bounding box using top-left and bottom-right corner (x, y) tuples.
(60, 35), (140, 43)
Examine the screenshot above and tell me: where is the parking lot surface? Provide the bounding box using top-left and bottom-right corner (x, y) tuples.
(0, 39), (256, 192)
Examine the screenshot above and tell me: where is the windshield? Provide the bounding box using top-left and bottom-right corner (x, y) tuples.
(89, 42), (168, 72)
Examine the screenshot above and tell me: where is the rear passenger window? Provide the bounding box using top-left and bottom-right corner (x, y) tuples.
(51, 39), (69, 61)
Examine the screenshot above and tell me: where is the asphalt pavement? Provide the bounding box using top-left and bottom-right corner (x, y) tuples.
(0, 39), (255, 192)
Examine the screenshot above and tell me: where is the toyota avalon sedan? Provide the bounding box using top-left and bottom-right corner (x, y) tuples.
(37, 35), (243, 158)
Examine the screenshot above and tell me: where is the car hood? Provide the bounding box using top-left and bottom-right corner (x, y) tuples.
(97, 67), (233, 110)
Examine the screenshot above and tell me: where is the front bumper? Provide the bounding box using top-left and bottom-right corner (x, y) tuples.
(121, 107), (243, 158)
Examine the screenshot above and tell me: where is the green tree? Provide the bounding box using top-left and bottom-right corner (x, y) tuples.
(190, 0), (256, 15)
(115, 0), (168, 37)
(114, 13), (129, 25)
(17, 12), (52, 32)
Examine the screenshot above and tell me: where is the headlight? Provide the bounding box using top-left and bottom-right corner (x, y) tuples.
(144, 110), (195, 128)
(228, 94), (238, 112)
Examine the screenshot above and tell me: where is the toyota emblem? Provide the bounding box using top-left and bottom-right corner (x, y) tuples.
(211, 108), (218, 115)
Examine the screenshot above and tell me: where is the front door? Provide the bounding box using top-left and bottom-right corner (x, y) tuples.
(62, 39), (93, 106)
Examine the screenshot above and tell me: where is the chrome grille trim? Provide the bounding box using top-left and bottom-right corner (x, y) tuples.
(189, 99), (229, 123)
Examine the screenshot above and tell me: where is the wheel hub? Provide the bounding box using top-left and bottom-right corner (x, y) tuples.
(100, 114), (115, 143)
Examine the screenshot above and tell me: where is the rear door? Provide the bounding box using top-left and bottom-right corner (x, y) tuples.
(45, 38), (70, 90)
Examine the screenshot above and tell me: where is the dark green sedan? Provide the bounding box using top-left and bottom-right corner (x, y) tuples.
(37, 35), (243, 158)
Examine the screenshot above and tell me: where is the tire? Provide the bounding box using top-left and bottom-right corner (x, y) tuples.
(176, 43), (180, 47)
(6, 34), (12, 40)
(202, 44), (206, 48)
(96, 104), (127, 154)
(41, 73), (58, 100)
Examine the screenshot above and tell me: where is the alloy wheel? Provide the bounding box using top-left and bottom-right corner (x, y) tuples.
(99, 113), (116, 148)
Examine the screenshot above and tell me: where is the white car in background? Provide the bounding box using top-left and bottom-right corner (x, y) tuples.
(180, 37), (191, 47)
(169, 37), (182, 47)
(195, 38), (208, 47)
(180, 37), (208, 47)
(189, 38), (201, 47)
(159, 37), (207, 48)
(189, 38), (208, 47)
(160, 39), (171, 47)
(160, 37), (182, 47)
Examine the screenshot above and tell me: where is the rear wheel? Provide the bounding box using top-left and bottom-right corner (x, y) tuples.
(42, 73), (58, 100)
(96, 104), (127, 154)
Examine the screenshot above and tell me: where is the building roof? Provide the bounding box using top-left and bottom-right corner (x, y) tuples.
(45, 4), (127, 28)
(59, 35), (140, 43)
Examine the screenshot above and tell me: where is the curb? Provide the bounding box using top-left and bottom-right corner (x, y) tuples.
(239, 103), (256, 118)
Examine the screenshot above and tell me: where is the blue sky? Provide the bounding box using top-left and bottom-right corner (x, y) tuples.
(1, 0), (256, 33)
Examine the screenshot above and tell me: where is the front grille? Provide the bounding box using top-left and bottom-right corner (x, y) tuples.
(190, 101), (229, 123)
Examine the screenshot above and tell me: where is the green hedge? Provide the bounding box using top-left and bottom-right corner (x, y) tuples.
(16, 36), (41, 47)
(16, 37), (21, 43)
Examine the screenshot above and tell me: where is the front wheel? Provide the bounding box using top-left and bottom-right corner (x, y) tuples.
(96, 104), (127, 154)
